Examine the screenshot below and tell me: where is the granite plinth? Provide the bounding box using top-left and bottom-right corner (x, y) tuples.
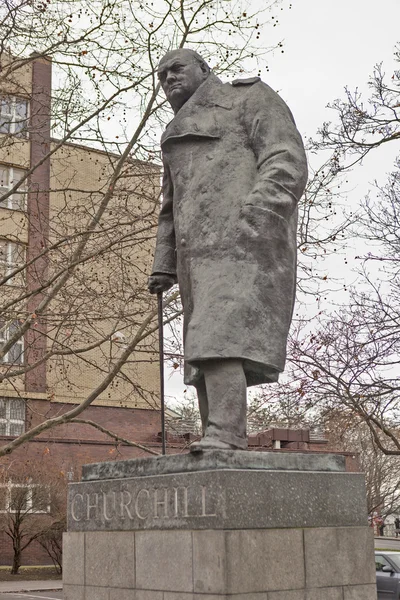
(64, 526), (377, 598)
(65, 453), (376, 599)
(82, 449), (346, 481)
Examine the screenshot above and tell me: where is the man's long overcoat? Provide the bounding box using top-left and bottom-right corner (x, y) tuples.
(152, 73), (308, 386)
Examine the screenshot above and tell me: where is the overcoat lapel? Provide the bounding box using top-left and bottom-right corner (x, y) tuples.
(161, 74), (232, 146)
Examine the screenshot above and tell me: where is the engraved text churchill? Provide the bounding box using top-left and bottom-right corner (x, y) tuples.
(70, 484), (220, 526)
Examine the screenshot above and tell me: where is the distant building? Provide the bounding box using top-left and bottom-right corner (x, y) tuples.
(0, 52), (163, 566)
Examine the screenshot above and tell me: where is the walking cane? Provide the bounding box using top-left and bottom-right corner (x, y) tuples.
(157, 291), (166, 455)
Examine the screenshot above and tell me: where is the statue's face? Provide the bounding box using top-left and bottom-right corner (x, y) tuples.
(158, 50), (208, 112)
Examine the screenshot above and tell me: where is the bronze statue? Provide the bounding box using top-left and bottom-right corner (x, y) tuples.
(148, 49), (308, 451)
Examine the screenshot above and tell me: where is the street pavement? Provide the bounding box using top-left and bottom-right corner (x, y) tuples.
(0, 580), (62, 598)
(375, 536), (400, 550)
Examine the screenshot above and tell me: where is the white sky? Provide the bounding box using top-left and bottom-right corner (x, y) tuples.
(165, 0), (400, 405)
(267, 0), (399, 140)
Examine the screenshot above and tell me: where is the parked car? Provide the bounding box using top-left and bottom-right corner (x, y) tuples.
(376, 551), (400, 599)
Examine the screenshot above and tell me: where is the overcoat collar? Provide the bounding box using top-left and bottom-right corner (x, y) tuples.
(161, 73), (232, 146)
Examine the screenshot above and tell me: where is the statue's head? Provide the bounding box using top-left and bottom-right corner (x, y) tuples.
(158, 49), (210, 113)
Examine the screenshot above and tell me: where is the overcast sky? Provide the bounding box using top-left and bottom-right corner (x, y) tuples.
(164, 0), (400, 405)
(266, 0), (399, 142)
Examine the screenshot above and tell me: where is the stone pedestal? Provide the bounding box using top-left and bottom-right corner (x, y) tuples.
(63, 451), (377, 599)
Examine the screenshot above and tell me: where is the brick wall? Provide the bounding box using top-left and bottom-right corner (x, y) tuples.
(0, 533), (51, 567)
(25, 400), (163, 445)
(2, 403), (163, 469)
(0, 403), (164, 567)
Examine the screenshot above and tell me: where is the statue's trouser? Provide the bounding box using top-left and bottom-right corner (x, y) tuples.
(194, 358), (247, 449)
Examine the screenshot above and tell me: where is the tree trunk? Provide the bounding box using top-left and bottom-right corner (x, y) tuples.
(11, 548), (21, 575)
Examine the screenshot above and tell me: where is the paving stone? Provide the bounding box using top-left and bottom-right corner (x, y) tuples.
(343, 583), (377, 599)
(304, 527), (376, 588)
(85, 531), (135, 588)
(63, 532), (85, 585)
(193, 530), (226, 594)
(225, 529), (305, 593)
(63, 584), (85, 600)
(136, 529), (193, 592)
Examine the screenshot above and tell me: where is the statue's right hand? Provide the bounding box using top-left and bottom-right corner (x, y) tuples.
(148, 273), (176, 294)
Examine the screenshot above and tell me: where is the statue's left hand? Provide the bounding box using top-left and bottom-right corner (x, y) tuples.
(148, 273), (176, 294)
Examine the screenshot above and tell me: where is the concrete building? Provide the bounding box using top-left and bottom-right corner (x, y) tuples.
(0, 52), (164, 566)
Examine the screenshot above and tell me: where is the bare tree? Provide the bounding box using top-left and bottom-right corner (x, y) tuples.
(311, 43), (400, 169)
(0, 0), (285, 455)
(284, 279), (400, 456)
(320, 411), (400, 518)
(295, 154), (356, 300)
(283, 45), (400, 455)
(0, 463), (67, 574)
(36, 477), (67, 574)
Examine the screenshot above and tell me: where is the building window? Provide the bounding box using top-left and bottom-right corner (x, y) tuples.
(0, 398), (25, 436)
(0, 240), (25, 286)
(0, 482), (50, 514)
(0, 165), (28, 211)
(0, 96), (29, 137)
(0, 321), (24, 364)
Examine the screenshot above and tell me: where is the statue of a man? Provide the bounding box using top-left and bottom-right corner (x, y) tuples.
(148, 48), (308, 452)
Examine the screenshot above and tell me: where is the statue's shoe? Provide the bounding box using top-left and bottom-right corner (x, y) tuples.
(189, 438), (239, 452)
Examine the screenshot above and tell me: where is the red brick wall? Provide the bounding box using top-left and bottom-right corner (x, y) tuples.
(2, 403), (163, 469)
(0, 532), (52, 567)
(0, 403), (163, 567)
(26, 400), (164, 446)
